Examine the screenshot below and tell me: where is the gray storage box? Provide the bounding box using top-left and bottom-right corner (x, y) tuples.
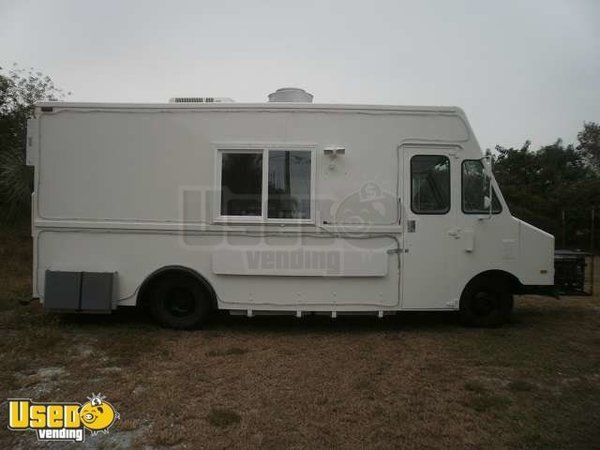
(44, 271), (81, 310)
(44, 271), (115, 312)
(81, 272), (114, 312)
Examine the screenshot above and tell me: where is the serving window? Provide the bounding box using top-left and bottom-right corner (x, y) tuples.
(220, 152), (263, 217)
(217, 148), (313, 222)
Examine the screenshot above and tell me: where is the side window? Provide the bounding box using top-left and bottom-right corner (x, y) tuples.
(268, 151), (311, 219)
(411, 155), (451, 214)
(461, 160), (502, 214)
(218, 149), (312, 221)
(220, 152), (263, 217)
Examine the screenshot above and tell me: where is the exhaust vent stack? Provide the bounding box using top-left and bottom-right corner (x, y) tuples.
(268, 88), (313, 103)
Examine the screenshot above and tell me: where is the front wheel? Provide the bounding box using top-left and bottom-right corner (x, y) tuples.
(148, 273), (212, 329)
(459, 276), (513, 327)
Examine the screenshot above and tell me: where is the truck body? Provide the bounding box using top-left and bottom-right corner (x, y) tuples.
(27, 93), (554, 326)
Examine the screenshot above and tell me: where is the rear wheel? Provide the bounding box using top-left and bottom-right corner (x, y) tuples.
(147, 272), (212, 329)
(460, 276), (513, 327)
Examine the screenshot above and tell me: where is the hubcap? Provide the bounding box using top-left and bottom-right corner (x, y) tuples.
(164, 287), (195, 317)
(472, 291), (496, 317)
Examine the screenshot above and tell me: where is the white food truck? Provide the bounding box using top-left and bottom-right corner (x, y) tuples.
(27, 88), (554, 328)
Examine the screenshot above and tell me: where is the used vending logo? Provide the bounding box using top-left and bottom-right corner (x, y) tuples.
(8, 393), (119, 442)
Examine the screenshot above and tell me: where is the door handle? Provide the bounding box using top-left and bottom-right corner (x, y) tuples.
(463, 228), (475, 252)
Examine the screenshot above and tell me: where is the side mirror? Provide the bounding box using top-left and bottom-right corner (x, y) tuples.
(482, 155), (493, 178)
(483, 195), (491, 209)
(481, 155), (493, 219)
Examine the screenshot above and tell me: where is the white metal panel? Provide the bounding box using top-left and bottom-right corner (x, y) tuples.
(212, 246), (388, 277)
(517, 220), (554, 284)
(35, 232), (400, 309)
(26, 118), (39, 166)
(35, 109), (469, 224)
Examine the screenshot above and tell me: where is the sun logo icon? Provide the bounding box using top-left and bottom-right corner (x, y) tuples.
(79, 393), (119, 435)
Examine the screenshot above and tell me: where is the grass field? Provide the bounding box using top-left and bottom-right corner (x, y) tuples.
(1, 227), (599, 449)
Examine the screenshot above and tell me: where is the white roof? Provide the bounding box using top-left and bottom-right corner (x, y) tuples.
(36, 101), (462, 115)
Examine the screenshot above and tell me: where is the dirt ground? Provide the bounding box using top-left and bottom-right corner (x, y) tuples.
(1, 228), (599, 449)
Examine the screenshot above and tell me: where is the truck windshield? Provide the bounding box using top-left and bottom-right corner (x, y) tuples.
(461, 160), (502, 214)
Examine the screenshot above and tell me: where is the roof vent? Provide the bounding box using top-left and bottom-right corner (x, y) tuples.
(169, 97), (234, 103)
(268, 88), (313, 103)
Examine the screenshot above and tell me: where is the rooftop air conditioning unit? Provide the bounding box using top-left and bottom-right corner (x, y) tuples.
(169, 97), (235, 103)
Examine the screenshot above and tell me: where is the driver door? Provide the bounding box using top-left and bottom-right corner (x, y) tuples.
(401, 146), (459, 309)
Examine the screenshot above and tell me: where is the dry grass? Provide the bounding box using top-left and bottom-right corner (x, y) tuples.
(0, 226), (599, 448)
(207, 408), (242, 428)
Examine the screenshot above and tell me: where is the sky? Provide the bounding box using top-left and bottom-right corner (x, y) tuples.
(1, 0), (598, 150)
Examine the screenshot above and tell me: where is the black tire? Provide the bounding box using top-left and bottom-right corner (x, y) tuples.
(459, 276), (513, 327)
(147, 272), (212, 329)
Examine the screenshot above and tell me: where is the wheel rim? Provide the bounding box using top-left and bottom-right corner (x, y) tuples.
(472, 291), (497, 317)
(163, 287), (196, 317)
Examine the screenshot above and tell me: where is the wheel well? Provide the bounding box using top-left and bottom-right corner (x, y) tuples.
(462, 270), (523, 299)
(137, 266), (217, 310)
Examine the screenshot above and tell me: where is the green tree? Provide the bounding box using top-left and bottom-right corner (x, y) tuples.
(577, 121), (600, 173)
(494, 132), (599, 250)
(0, 65), (68, 222)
